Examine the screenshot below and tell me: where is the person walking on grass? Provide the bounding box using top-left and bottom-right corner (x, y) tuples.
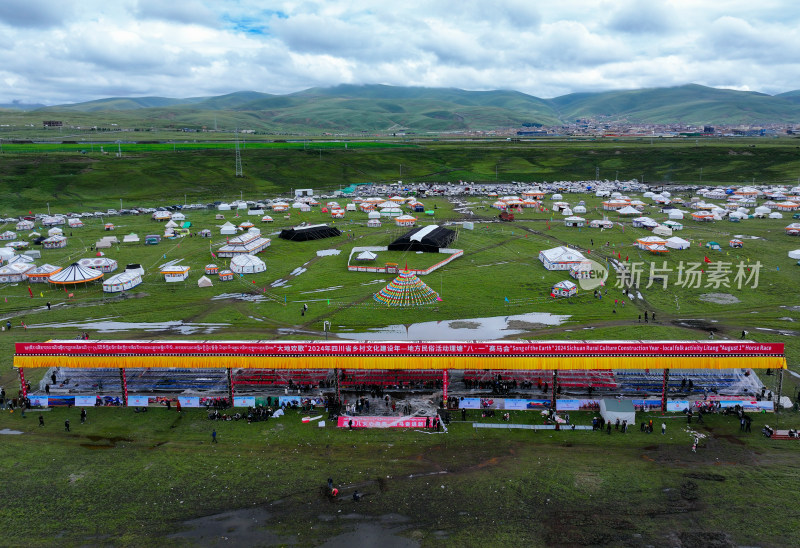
(661, 422), (666, 435)
(39, 415), (44, 427)
(64, 419), (70, 432)
(212, 429), (217, 443)
(80, 408), (87, 424)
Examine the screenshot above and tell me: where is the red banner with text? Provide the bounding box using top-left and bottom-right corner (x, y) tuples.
(15, 340), (784, 357)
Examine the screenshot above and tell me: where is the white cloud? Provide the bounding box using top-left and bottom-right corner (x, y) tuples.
(0, 0), (799, 105)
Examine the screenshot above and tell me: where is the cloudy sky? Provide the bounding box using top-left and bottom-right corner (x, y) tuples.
(1, 0), (798, 105)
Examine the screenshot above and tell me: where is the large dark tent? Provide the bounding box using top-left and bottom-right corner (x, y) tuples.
(279, 224), (342, 242)
(388, 225), (456, 252)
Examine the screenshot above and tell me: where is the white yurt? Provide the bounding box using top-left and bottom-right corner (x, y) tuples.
(0, 262), (35, 283)
(573, 205), (587, 214)
(668, 210), (685, 220)
(78, 257), (118, 273)
(769, 212), (783, 219)
(171, 212), (186, 221)
(0, 248), (15, 262)
(8, 254), (34, 264)
(230, 254), (266, 274)
(102, 270), (143, 293)
(220, 222), (237, 235)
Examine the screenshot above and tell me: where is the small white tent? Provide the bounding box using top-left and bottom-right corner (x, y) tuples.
(230, 254), (266, 274)
(197, 275), (213, 288)
(652, 225), (672, 237)
(220, 222), (237, 235)
(599, 399), (635, 426)
(665, 237), (691, 250)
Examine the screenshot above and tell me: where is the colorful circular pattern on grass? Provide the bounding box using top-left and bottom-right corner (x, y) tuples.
(374, 270), (440, 307)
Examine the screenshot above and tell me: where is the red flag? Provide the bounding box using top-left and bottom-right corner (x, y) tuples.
(704, 256), (711, 263)
(27, 287), (33, 298)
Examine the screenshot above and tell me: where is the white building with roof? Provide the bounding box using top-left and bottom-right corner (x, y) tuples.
(538, 246), (587, 271)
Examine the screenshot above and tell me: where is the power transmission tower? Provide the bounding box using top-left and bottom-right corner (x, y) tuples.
(234, 128), (243, 178)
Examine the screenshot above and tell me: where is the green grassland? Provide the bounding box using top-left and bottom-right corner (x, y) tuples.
(1, 191), (799, 380)
(2, 403), (800, 546)
(2, 143), (800, 545)
(1, 139), (800, 212)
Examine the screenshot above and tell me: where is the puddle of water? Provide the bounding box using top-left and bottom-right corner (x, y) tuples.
(318, 522), (418, 548)
(755, 327), (797, 336)
(360, 279), (386, 286)
(28, 319), (229, 334)
(301, 286), (343, 294)
(271, 279), (288, 288)
(211, 292), (269, 303)
(338, 312), (570, 341)
(290, 267), (307, 276)
(317, 249), (341, 257)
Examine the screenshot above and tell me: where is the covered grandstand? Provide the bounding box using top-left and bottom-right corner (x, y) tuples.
(15, 340), (785, 412)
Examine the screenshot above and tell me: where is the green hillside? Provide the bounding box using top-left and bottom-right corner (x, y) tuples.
(553, 84), (800, 124)
(43, 96), (208, 112)
(5, 84), (800, 133)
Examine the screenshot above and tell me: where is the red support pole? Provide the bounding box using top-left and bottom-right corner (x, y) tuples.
(551, 370), (558, 409)
(19, 367), (27, 398)
(227, 367), (234, 404)
(443, 369), (448, 408)
(661, 368), (669, 413)
(120, 368), (128, 406)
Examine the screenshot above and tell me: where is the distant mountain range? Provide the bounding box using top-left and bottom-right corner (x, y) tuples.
(9, 84), (800, 131)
